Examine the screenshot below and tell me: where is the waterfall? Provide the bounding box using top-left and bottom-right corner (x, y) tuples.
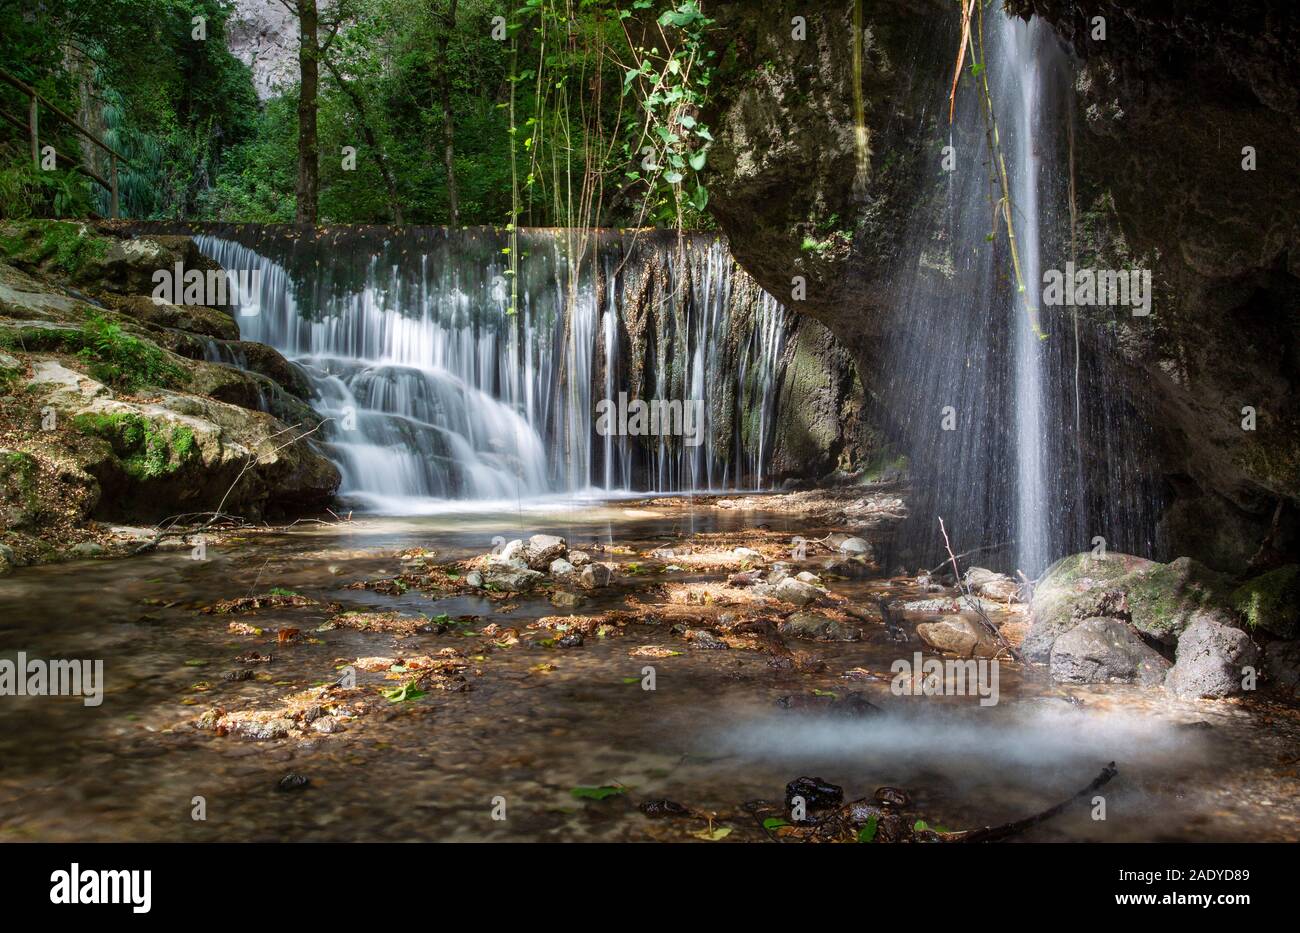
(1003, 15), (1050, 576)
(878, 10), (1163, 577)
(195, 229), (790, 511)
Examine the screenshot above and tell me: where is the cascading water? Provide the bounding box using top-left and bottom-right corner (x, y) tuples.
(195, 229), (791, 511)
(1003, 15), (1050, 577)
(879, 10), (1163, 578)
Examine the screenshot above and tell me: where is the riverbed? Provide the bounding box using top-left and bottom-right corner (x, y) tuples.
(1, 496), (1297, 842)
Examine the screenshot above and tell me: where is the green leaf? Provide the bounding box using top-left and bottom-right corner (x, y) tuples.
(570, 785), (625, 801)
(913, 819), (929, 832)
(664, 171), (684, 184)
(382, 680), (426, 703)
(689, 151), (707, 171)
(858, 815), (879, 843)
(691, 825), (732, 841)
(679, 114), (696, 129)
(762, 817), (789, 830)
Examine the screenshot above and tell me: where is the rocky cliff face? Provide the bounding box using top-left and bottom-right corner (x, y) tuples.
(703, 0), (1298, 573)
(227, 0), (299, 100)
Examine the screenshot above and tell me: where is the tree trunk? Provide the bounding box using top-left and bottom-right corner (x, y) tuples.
(295, 0), (320, 226)
(438, 0), (460, 226)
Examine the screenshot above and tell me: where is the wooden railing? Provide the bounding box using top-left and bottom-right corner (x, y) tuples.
(0, 66), (133, 218)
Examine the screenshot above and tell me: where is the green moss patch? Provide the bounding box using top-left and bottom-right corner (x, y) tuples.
(1233, 565), (1300, 638)
(0, 221), (109, 277)
(76, 313), (186, 391)
(73, 412), (198, 481)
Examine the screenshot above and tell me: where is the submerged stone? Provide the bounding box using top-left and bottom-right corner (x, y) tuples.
(778, 611), (860, 642)
(916, 617), (998, 658)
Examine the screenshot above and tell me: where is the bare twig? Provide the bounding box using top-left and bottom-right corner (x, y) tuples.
(132, 419), (332, 555)
(926, 540), (1013, 576)
(938, 517), (1022, 662)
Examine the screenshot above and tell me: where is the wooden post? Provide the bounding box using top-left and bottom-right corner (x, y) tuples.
(110, 153), (119, 219)
(28, 93), (38, 167)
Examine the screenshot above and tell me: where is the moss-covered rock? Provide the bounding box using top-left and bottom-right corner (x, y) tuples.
(1026, 551), (1238, 662)
(1233, 565), (1300, 639)
(25, 359), (338, 522)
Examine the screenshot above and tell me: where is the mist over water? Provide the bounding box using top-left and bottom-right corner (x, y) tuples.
(713, 701), (1207, 794)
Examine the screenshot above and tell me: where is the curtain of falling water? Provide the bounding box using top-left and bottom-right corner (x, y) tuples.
(877, 11), (1163, 578)
(195, 230), (790, 510)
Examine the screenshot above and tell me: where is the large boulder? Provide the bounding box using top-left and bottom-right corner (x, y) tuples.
(1165, 614), (1261, 699)
(1049, 617), (1171, 687)
(1025, 552), (1236, 662)
(30, 361), (338, 522)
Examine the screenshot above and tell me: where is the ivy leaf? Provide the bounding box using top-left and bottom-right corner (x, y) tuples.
(664, 171), (684, 184)
(689, 151), (707, 171)
(679, 114), (696, 129)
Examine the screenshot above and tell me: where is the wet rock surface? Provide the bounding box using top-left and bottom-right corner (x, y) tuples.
(1049, 617), (1172, 687)
(1165, 615), (1261, 700)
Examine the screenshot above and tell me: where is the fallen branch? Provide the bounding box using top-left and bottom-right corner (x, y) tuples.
(949, 761), (1118, 843)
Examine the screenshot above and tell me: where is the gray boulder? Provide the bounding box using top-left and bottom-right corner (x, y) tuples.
(524, 534), (567, 570)
(1049, 617), (1171, 687)
(485, 567), (544, 591)
(1165, 613), (1260, 699)
(1025, 552), (1235, 663)
(579, 562), (613, 589)
(836, 536), (871, 557)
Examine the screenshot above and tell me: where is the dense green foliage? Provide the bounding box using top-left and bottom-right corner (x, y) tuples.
(0, 0), (719, 228)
